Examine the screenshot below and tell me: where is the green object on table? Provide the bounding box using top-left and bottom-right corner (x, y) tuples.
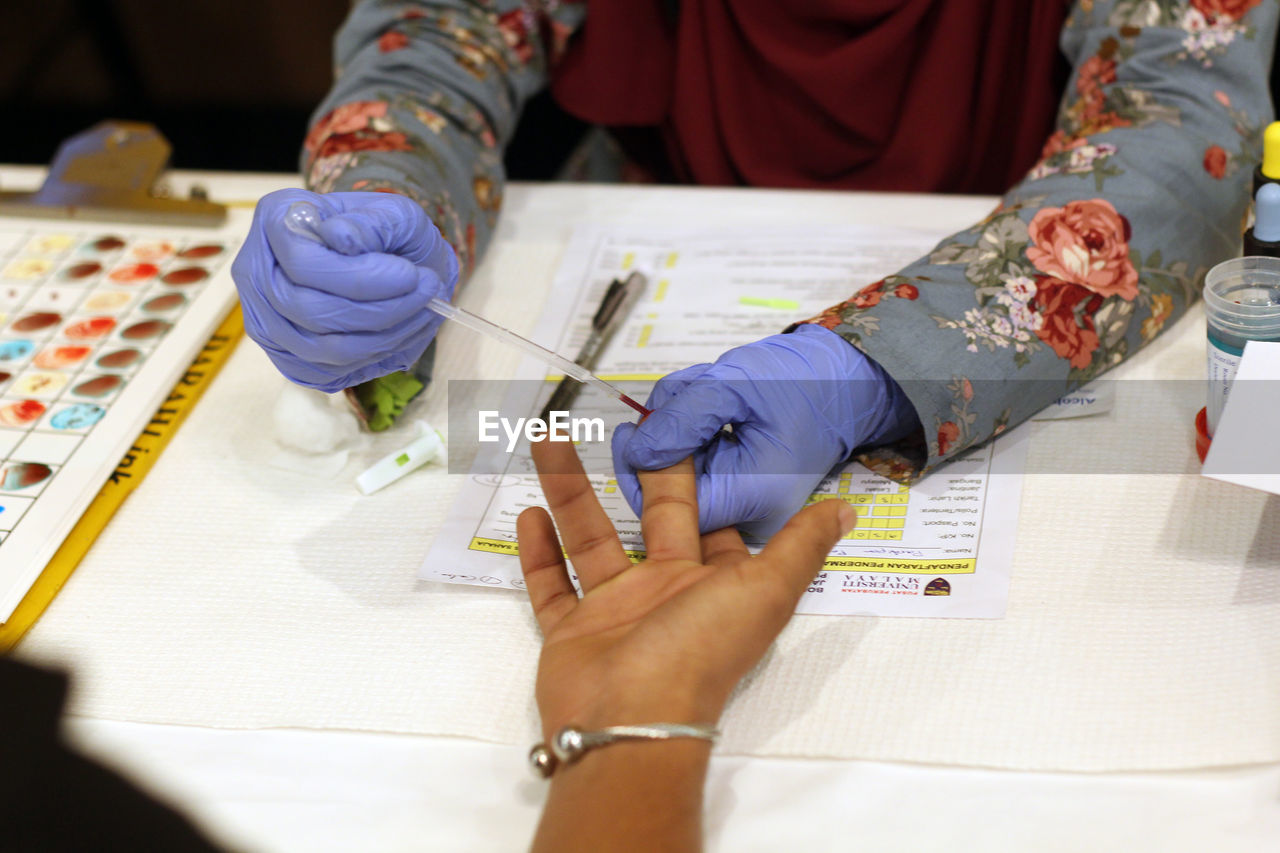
(739, 296), (800, 310)
(353, 371), (424, 432)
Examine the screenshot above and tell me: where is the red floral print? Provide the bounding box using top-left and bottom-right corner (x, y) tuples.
(1039, 130), (1086, 161)
(1026, 199), (1138, 300)
(497, 10), (534, 63)
(937, 421), (960, 455)
(305, 101), (389, 155)
(852, 281), (884, 309)
(1203, 145), (1228, 179)
(1078, 110), (1132, 137)
(802, 276), (919, 337)
(1191, 0), (1262, 23)
(1076, 55), (1117, 99)
(815, 309), (842, 330)
(1031, 277), (1103, 369)
(379, 30), (410, 53)
(314, 132), (412, 160)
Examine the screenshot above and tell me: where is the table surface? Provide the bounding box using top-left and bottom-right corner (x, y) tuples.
(4, 165), (1279, 853)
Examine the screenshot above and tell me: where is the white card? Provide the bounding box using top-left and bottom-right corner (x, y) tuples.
(1202, 340), (1280, 495)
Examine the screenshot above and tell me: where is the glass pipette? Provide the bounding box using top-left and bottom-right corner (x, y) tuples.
(284, 200), (650, 416)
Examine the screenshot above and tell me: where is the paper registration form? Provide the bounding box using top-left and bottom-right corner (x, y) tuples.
(424, 226), (1029, 618)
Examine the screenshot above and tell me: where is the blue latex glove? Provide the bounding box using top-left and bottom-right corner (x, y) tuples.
(611, 324), (920, 538)
(230, 188), (459, 392)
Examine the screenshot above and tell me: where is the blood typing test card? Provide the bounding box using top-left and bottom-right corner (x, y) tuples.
(0, 220), (241, 620)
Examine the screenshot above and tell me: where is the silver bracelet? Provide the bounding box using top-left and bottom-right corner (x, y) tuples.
(529, 723), (720, 778)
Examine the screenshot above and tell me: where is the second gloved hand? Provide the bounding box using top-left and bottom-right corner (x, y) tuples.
(231, 188), (459, 392)
(611, 324), (920, 538)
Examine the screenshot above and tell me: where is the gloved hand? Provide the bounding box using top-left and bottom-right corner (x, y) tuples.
(230, 188), (458, 392)
(611, 324), (920, 538)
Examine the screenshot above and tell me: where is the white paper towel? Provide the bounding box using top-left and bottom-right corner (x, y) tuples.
(16, 249), (1280, 771)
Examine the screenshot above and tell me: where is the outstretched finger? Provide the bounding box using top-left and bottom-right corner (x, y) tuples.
(517, 507), (577, 634)
(756, 499), (854, 603)
(638, 457), (701, 563)
(530, 435), (631, 592)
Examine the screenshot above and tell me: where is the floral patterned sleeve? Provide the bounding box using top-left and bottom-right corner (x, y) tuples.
(302, 0), (584, 277)
(801, 0), (1278, 477)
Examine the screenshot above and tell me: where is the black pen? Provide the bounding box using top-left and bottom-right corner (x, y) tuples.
(541, 271), (649, 420)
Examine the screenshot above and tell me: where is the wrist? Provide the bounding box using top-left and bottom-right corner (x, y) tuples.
(547, 735), (713, 787)
(534, 732), (710, 853)
(539, 686), (726, 744)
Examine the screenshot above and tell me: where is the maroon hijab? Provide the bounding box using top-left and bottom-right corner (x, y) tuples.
(552, 1), (1070, 194)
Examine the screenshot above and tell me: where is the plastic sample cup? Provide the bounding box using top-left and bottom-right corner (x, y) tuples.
(1204, 256), (1280, 435)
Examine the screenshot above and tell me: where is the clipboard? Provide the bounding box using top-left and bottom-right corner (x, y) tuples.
(0, 121), (247, 650)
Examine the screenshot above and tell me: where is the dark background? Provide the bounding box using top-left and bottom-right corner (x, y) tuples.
(2, 2), (1278, 180)
(0, 0), (586, 178)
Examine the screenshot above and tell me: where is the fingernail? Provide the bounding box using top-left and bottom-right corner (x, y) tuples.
(835, 501), (855, 532)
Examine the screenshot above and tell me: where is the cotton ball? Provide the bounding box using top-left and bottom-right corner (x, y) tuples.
(272, 382), (360, 454)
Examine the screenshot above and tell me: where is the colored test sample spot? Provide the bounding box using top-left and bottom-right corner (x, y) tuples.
(0, 461), (53, 490)
(178, 243), (223, 259)
(161, 267), (209, 285)
(89, 236), (126, 252)
(96, 348), (141, 369)
(84, 291), (132, 312)
(108, 263), (159, 283)
(122, 320), (171, 340)
(0, 340), (35, 361)
(72, 375), (123, 398)
(12, 312), (60, 332)
(27, 234), (73, 254)
(0, 400), (45, 426)
(51, 403), (106, 430)
(4, 258), (53, 279)
(130, 241), (174, 261)
(142, 293), (186, 312)
(14, 372), (68, 396)
(34, 346), (91, 369)
(61, 261), (102, 281)
(64, 316), (117, 340)
(0, 371), (10, 384)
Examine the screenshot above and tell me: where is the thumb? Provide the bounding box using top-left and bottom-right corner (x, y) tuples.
(755, 499), (854, 598)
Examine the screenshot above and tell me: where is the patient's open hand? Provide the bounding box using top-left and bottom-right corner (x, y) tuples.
(518, 437), (854, 740)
